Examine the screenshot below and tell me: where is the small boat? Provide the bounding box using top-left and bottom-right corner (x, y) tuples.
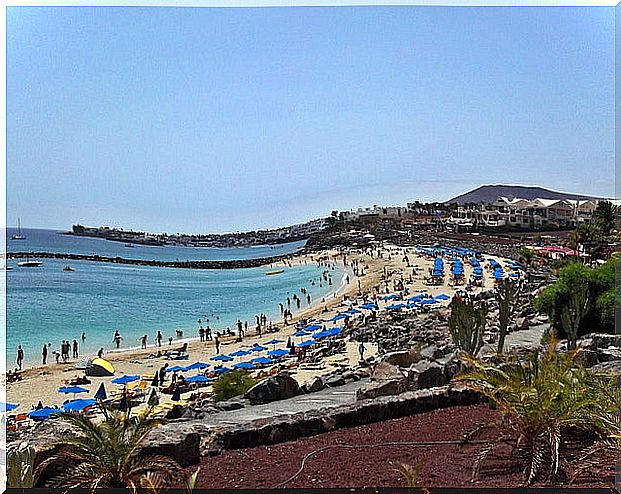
(12, 217), (25, 240)
(17, 259), (42, 267)
(265, 269), (285, 276)
(63, 265), (75, 272)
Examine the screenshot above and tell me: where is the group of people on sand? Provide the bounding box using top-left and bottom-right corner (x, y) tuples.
(14, 332), (88, 371)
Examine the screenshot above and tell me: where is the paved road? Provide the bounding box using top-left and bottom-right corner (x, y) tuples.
(200, 379), (369, 427)
(481, 323), (548, 356)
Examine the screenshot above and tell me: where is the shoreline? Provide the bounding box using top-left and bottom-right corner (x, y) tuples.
(10, 249), (362, 373)
(7, 243), (514, 410)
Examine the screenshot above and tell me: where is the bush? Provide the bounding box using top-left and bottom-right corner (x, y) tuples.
(456, 336), (611, 484)
(211, 370), (257, 402)
(534, 258), (617, 338)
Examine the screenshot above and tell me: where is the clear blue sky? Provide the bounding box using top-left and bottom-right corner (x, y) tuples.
(7, 6), (614, 234)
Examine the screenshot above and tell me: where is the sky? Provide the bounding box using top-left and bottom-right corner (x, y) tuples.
(6, 5), (615, 234)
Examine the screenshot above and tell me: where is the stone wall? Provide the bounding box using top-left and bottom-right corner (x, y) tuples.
(27, 384), (482, 486)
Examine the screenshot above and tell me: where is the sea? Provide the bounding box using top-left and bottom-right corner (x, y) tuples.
(6, 228), (344, 366)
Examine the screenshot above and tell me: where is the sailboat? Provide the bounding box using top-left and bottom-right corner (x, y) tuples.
(12, 218), (25, 240)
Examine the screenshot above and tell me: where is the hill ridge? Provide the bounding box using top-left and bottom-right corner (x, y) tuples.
(445, 184), (610, 205)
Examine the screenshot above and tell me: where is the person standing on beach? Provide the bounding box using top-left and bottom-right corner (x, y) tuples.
(72, 339), (79, 359)
(158, 363), (168, 385)
(199, 326), (205, 342)
(215, 335), (221, 354)
(42, 344), (48, 365)
(16, 345), (24, 370)
(358, 341), (366, 362)
(140, 335), (148, 349)
(97, 347), (104, 358)
(156, 330), (163, 347)
(206, 326), (212, 341)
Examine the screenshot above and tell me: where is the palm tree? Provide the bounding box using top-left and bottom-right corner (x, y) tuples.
(594, 200), (619, 236)
(35, 405), (185, 491)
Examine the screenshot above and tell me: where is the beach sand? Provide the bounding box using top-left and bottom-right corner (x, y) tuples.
(6, 244), (514, 411)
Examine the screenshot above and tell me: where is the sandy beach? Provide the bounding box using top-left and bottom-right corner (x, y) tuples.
(6, 243), (513, 411)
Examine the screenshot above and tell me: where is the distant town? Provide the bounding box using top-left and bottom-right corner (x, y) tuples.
(67, 185), (618, 248)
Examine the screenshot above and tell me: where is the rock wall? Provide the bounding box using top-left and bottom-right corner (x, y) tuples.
(26, 384), (482, 486)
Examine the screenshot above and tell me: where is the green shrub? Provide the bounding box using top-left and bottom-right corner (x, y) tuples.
(211, 370), (257, 402)
(534, 258), (617, 337)
(456, 336), (609, 484)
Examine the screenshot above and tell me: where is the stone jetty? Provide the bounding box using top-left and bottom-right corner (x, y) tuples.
(6, 252), (294, 270)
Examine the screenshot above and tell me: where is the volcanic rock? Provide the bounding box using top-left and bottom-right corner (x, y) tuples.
(244, 372), (301, 404)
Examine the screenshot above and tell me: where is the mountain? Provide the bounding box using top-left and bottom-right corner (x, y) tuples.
(445, 184), (610, 205)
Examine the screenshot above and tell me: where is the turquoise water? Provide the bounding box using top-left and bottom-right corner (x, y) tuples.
(6, 229), (342, 366)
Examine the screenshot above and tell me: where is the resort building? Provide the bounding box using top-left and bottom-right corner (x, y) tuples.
(447, 197), (612, 230)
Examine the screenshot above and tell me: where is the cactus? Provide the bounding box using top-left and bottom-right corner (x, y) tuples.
(495, 278), (520, 355)
(7, 442), (36, 488)
(448, 297), (488, 357)
(560, 281), (590, 350)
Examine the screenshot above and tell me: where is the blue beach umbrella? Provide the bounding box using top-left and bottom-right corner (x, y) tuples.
(346, 309), (362, 315)
(386, 303), (406, 310)
(294, 330), (310, 337)
(360, 303), (379, 310)
(233, 362), (256, 370)
(297, 339), (316, 348)
(58, 386), (89, 395)
(229, 350), (252, 357)
(212, 366), (232, 374)
(251, 356), (274, 365)
(330, 314), (348, 322)
(185, 362), (210, 371)
(265, 338), (285, 345)
(28, 407), (61, 420)
(0, 402), (19, 412)
(267, 348), (289, 358)
(210, 354), (234, 362)
(250, 345), (267, 352)
(94, 383), (107, 400)
(313, 331), (332, 340)
(166, 365), (187, 372)
(327, 327), (343, 336)
(382, 294), (399, 301)
(63, 399), (97, 413)
(305, 324), (322, 331)
(185, 375), (213, 383)
(111, 375), (140, 385)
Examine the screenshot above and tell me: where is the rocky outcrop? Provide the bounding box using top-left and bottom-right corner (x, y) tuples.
(381, 348), (421, 367)
(371, 362), (406, 382)
(408, 360), (447, 389)
(244, 372), (301, 404)
(356, 379), (407, 400)
(301, 376), (324, 393)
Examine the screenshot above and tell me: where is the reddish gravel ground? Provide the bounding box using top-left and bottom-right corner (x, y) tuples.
(186, 404), (614, 489)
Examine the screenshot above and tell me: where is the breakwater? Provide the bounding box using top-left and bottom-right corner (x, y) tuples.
(6, 251), (295, 269)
